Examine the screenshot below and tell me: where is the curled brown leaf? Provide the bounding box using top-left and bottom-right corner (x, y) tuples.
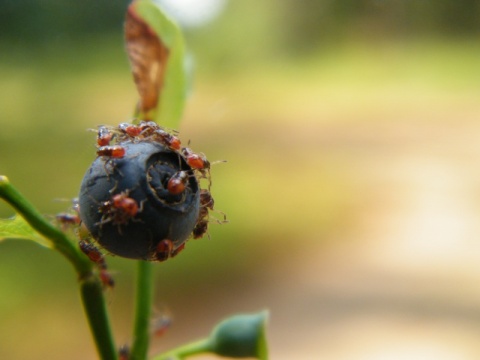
(125, 4), (170, 118)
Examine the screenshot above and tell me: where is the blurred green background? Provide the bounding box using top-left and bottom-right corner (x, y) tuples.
(2, 1), (480, 359)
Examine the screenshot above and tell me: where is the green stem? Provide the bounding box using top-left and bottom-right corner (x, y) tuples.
(151, 338), (213, 360)
(130, 260), (154, 360)
(0, 176), (91, 276)
(80, 276), (119, 360)
(0, 176), (118, 360)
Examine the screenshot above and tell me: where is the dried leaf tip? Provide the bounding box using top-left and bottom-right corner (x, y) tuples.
(125, 3), (170, 118)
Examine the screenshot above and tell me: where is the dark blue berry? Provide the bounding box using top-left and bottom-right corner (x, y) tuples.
(78, 140), (200, 260)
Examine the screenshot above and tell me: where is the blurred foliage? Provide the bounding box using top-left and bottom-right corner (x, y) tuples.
(0, 0), (129, 42)
(2, 0), (480, 56)
(284, 0), (480, 51)
(1, 1), (480, 359)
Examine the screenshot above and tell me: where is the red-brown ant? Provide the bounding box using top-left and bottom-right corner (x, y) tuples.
(191, 189), (227, 240)
(154, 239), (173, 261)
(55, 198), (82, 231)
(118, 345), (130, 360)
(153, 239), (185, 262)
(180, 147), (217, 189)
(192, 220), (209, 239)
(99, 192), (143, 226)
(138, 120), (159, 137)
(153, 129), (182, 151)
(99, 268), (115, 289)
(192, 199), (210, 240)
(97, 126), (113, 147)
(197, 206), (209, 223)
(199, 189), (214, 210)
(181, 147), (210, 171)
(79, 240), (115, 289)
(166, 135), (181, 151)
(200, 189), (227, 222)
(97, 145), (126, 158)
(119, 123), (142, 138)
(56, 213), (81, 226)
(192, 208), (228, 239)
(167, 171), (189, 195)
(151, 313), (172, 337)
(79, 240), (106, 265)
(112, 193), (139, 216)
(137, 121), (181, 150)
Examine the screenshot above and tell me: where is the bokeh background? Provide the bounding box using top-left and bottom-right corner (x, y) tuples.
(2, 0), (480, 359)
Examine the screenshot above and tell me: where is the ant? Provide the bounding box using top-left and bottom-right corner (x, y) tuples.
(118, 345), (130, 360)
(137, 121), (181, 150)
(153, 129), (182, 151)
(56, 212), (81, 226)
(55, 198), (82, 230)
(199, 189), (214, 210)
(96, 145), (126, 177)
(192, 199), (210, 240)
(79, 240), (115, 289)
(181, 147), (210, 171)
(192, 219), (209, 239)
(99, 268), (115, 289)
(118, 122), (142, 138)
(191, 189), (227, 240)
(79, 240), (106, 266)
(197, 205), (209, 224)
(97, 126), (113, 147)
(98, 191), (143, 226)
(166, 171), (190, 195)
(153, 239), (185, 262)
(138, 120), (160, 137)
(200, 189), (227, 223)
(150, 313), (172, 337)
(180, 147), (226, 189)
(97, 145), (126, 159)
(191, 214), (226, 240)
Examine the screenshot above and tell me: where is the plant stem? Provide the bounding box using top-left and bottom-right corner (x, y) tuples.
(0, 176), (118, 360)
(130, 260), (154, 360)
(80, 275), (119, 360)
(151, 338), (213, 360)
(0, 176), (91, 276)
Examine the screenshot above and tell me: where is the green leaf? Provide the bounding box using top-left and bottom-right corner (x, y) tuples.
(0, 215), (52, 248)
(126, 0), (188, 130)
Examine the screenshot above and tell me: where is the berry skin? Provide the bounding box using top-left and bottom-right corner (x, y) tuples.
(79, 141), (200, 260)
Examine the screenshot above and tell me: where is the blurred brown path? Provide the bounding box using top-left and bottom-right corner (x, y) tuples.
(264, 119), (480, 359)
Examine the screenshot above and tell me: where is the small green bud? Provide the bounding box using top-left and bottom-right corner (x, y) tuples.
(209, 311), (269, 359)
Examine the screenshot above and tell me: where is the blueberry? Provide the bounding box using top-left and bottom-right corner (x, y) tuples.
(78, 141), (200, 260)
